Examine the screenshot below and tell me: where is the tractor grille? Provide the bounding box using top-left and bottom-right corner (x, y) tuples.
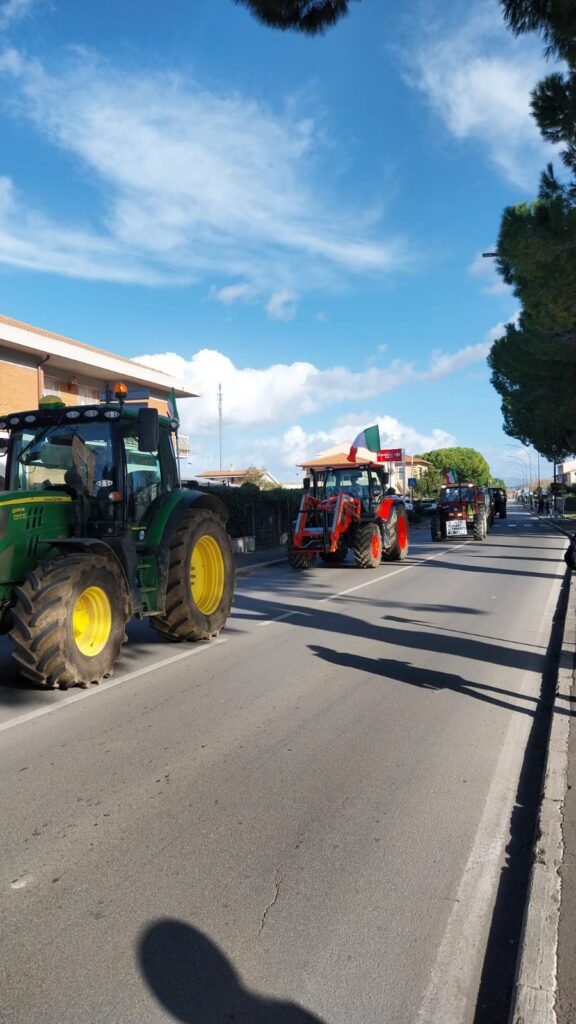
(26, 505), (45, 530)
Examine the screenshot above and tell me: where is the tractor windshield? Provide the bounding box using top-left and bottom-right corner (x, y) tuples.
(9, 422), (116, 496)
(441, 486), (474, 503)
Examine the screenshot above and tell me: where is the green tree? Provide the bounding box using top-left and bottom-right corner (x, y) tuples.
(488, 166), (576, 458)
(417, 447), (492, 486)
(241, 466), (278, 490)
(233, 0), (357, 33)
(413, 466), (443, 499)
(489, 4), (576, 457)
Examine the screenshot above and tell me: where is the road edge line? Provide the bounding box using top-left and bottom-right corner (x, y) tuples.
(508, 571), (575, 1024)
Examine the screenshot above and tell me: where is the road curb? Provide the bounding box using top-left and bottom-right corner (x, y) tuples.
(235, 557), (287, 577)
(508, 567), (575, 1024)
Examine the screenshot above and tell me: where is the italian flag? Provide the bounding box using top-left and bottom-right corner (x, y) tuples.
(167, 387), (179, 424)
(347, 424), (381, 463)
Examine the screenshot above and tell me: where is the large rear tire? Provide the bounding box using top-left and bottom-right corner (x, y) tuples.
(151, 510), (234, 641)
(431, 515), (442, 542)
(473, 512), (486, 541)
(352, 523), (382, 568)
(382, 507), (409, 561)
(10, 554), (130, 689)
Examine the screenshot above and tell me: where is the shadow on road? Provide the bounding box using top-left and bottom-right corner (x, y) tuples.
(138, 918), (326, 1023)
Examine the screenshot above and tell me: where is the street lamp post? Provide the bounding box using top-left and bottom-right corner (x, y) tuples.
(506, 455), (528, 493)
(506, 445), (533, 489)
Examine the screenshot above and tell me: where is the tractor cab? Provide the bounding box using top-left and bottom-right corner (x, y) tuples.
(2, 399), (174, 537)
(312, 464), (390, 513)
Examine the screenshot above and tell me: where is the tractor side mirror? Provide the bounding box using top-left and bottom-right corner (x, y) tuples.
(303, 476), (311, 492)
(0, 438), (8, 457)
(137, 408), (159, 452)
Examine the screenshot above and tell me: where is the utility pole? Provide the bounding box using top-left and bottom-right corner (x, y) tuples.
(218, 384), (223, 471)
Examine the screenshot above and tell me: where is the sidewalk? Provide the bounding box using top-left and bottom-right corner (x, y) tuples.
(234, 545), (287, 576)
(509, 516), (575, 1023)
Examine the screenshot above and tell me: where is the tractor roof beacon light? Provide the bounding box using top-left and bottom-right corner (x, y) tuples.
(114, 382), (128, 407)
(39, 395), (65, 409)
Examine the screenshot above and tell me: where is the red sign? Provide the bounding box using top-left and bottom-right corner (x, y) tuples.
(377, 448), (404, 462)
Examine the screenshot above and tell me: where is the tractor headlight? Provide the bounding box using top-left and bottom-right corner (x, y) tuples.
(66, 410), (80, 419)
(9, 416), (20, 426)
(24, 415), (36, 424)
(104, 410), (120, 419)
(84, 409), (99, 418)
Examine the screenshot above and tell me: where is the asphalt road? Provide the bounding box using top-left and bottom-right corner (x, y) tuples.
(0, 506), (568, 1024)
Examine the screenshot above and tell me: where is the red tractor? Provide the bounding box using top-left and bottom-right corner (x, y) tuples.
(288, 462), (409, 570)
(430, 482), (490, 542)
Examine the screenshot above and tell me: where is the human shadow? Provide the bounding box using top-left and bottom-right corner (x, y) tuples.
(424, 558), (560, 580)
(138, 918), (326, 1023)
(309, 647), (575, 719)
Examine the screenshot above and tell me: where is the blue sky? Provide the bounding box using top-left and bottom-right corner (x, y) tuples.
(0, 0), (557, 485)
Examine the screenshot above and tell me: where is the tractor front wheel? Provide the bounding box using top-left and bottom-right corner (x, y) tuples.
(10, 554), (130, 689)
(382, 507), (409, 561)
(151, 510), (234, 642)
(352, 523), (382, 568)
(431, 515), (442, 542)
(288, 549), (315, 570)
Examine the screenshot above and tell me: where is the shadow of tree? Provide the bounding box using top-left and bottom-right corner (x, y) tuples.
(138, 918), (326, 1023)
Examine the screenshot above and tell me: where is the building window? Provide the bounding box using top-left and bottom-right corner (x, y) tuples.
(76, 385), (99, 406)
(43, 375), (61, 397)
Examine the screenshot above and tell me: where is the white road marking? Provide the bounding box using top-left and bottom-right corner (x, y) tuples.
(258, 610), (302, 626)
(0, 639), (226, 735)
(415, 579), (562, 1024)
(254, 544), (469, 626)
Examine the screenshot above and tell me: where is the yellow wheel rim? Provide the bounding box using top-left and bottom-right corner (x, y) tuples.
(190, 535), (225, 616)
(72, 586), (112, 657)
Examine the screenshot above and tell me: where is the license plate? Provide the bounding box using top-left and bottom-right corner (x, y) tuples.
(446, 520), (467, 537)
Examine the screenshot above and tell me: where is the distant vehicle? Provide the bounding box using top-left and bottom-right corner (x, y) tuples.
(488, 486), (507, 519)
(431, 482), (490, 542)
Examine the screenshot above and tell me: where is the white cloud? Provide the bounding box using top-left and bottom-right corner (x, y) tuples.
(0, 0), (38, 31)
(134, 319), (504, 469)
(138, 330), (502, 429)
(468, 252), (511, 296)
(256, 416), (456, 472)
(210, 283), (258, 306)
(266, 290), (298, 321)
(0, 47), (411, 298)
(406, 3), (558, 189)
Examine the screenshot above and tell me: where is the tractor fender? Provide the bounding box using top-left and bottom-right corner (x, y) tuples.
(147, 490), (232, 606)
(37, 537), (134, 609)
(374, 496), (405, 524)
(177, 488), (229, 523)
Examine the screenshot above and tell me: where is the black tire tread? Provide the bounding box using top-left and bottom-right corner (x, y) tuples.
(10, 554), (130, 689)
(352, 523), (381, 568)
(150, 510), (234, 641)
(382, 508), (409, 562)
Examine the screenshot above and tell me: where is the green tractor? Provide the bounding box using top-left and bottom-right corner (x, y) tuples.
(0, 391), (234, 690)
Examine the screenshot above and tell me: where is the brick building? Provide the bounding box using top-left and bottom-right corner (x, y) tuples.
(0, 314), (192, 417)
